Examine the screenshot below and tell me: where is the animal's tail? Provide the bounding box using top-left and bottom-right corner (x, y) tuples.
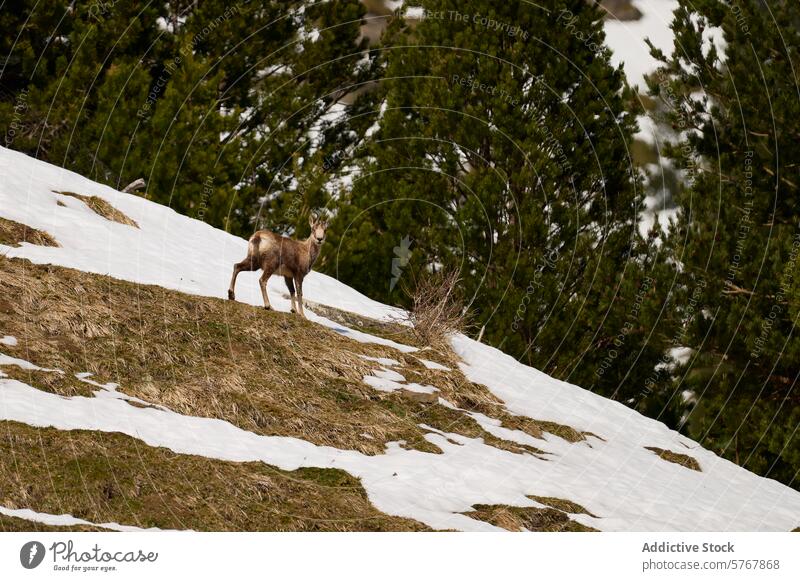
(247, 232), (261, 257)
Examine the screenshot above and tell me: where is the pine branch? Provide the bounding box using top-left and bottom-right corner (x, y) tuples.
(721, 280), (754, 296)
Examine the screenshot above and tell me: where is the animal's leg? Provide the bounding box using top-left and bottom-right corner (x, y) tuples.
(228, 257), (256, 301)
(259, 268), (274, 310)
(284, 276), (297, 313)
(228, 264), (241, 300)
(295, 276), (306, 318)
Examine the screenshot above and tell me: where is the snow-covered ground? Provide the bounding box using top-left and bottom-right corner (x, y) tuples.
(0, 505), (165, 532)
(0, 148), (403, 325)
(1, 145), (799, 532)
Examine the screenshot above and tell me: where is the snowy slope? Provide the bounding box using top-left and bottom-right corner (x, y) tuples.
(0, 147), (401, 323)
(1, 145), (799, 532)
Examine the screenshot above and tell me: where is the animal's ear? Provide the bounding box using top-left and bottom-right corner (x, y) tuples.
(309, 213), (316, 226)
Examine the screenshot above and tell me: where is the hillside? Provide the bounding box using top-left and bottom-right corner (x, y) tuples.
(1, 146), (799, 532)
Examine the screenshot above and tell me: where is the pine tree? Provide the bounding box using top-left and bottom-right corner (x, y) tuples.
(244, 0), (376, 242)
(328, 0), (674, 402)
(1, 1), (168, 168)
(650, 0), (800, 488)
(1, 1), (371, 238)
(0, 0), (71, 101)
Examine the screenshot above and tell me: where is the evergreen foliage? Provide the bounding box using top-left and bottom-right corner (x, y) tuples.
(328, 0), (674, 404)
(650, 0), (800, 488)
(0, 0), (370, 235)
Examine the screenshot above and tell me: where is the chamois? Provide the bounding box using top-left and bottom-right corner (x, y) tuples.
(228, 214), (328, 317)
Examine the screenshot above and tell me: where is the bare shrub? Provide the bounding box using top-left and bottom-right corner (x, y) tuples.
(404, 268), (469, 347)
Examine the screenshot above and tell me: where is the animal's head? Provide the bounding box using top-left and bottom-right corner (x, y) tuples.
(309, 213), (329, 245)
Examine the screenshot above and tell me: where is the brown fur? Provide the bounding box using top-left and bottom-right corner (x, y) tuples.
(228, 214), (328, 317)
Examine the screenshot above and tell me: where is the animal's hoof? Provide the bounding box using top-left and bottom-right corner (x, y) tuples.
(264, 306), (271, 311)
(227, 290), (235, 301)
(290, 308), (296, 314)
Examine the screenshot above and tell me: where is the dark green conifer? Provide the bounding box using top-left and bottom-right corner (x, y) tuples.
(651, 0), (800, 488)
(329, 0), (674, 404)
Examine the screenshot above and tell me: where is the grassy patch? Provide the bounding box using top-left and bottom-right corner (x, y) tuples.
(0, 420), (428, 531)
(381, 343), (581, 446)
(528, 495), (597, 517)
(0, 365), (94, 397)
(0, 257), (433, 454)
(0, 217), (58, 248)
(637, 92), (658, 112)
(303, 299), (591, 444)
(464, 503), (597, 532)
(303, 298), (425, 348)
(382, 396), (545, 456)
(645, 446), (702, 472)
(56, 191), (138, 228)
(0, 257), (587, 458)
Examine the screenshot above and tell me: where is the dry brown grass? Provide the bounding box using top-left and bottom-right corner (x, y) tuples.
(0, 365), (92, 398)
(395, 350), (594, 444)
(0, 257), (588, 461)
(0, 216), (59, 248)
(404, 268), (469, 349)
(0, 254), (606, 531)
(528, 495), (597, 517)
(309, 293), (549, 438)
(0, 420), (428, 531)
(0, 257), (431, 454)
(645, 446), (702, 471)
(361, 0), (394, 15)
(464, 503), (597, 532)
(302, 298), (425, 349)
(296, 301), (591, 445)
(56, 191), (139, 228)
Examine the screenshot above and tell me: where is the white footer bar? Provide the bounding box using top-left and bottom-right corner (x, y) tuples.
(1, 532), (798, 580)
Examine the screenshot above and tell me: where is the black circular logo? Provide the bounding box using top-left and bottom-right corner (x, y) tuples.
(19, 541), (46, 569)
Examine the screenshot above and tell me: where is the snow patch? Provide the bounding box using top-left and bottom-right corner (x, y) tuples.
(0, 505), (167, 532)
(417, 358), (450, 371)
(604, 0), (679, 89)
(75, 372), (168, 411)
(0, 352), (63, 375)
(363, 368), (438, 395)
